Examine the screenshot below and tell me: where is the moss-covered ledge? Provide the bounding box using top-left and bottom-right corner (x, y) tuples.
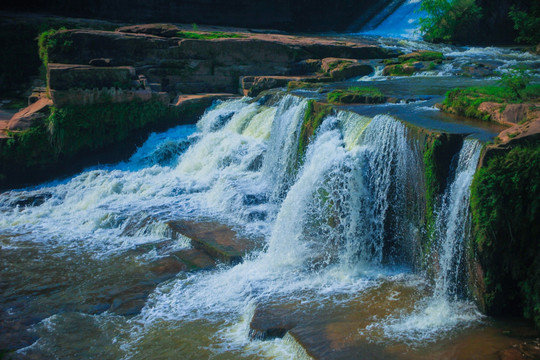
(469, 140), (540, 328)
(0, 96), (204, 190)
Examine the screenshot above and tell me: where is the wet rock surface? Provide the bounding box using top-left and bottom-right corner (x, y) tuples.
(167, 220), (263, 265)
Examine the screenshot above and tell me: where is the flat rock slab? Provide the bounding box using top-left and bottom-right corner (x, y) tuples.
(167, 220), (262, 265)
(174, 93), (239, 106)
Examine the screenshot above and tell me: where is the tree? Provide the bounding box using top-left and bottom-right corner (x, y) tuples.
(419, 0), (482, 43)
(509, 3), (540, 45)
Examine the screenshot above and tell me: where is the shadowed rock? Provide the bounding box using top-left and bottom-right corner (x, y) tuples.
(167, 220), (263, 265)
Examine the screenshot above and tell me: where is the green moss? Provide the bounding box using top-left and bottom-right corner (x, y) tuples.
(38, 28), (73, 70)
(385, 64), (414, 76)
(470, 144), (540, 326)
(399, 51), (444, 63)
(297, 100), (332, 165)
(177, 31), (245, 40)
(421, 133), (464, 268)
(287, 81), (326, 91)
(0, 98), (185, 187)
(327, 86), (384, 104)
(423, 137), (442, 232)
(326, 60), (352, 73)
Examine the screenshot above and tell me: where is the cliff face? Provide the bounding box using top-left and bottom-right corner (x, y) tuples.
(3, 0), (394, 32)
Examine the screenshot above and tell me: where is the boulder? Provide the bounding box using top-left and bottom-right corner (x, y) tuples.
(321, 58), (373, 80)
(291, 59), (322, 75)
(460, 61), (501, 78)
(497, 116), (540, 145)
(383, 63), (416, 76)
(478, 102), (540, 126)
(47, 63), (135, 91)
(116, 23), (181, 38)
(7, 98), (53, 131)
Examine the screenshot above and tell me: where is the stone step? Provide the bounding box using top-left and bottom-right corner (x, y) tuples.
(167, 220), (262, 265)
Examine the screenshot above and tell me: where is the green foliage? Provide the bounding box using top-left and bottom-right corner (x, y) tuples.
(46, 100), (169, 155)
(327, 87), (384, 104)
(0, 99), (177, 186)
(297, 100), (332, 165)
(509, 4), (540, 45)
(470, 144), (540, 326)
(177, 31), (245, 40)
(38, 27), (73, 69)
(498, 68), (532, 100)
(442, 83), (540, 121)
(419, 0), (482, 43)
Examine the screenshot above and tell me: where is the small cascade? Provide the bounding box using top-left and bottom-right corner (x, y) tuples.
(263, 111), (420, 271)
(360, 0), (424, 40)
(261, 95), (308, 202)
(372, 139), (483, 342)
(433, 139), (482, 299)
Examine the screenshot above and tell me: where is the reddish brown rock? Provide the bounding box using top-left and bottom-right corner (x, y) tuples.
(321, 58), (373, 80)
(167, 220), (263, 265)
(7, 98), (53, 131)
(116, 23), (181, 37)
(240, 75), (325, 96)
(483, 102), (540, 125)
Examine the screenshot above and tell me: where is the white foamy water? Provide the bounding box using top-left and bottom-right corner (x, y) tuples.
(2, 94), (491, 358)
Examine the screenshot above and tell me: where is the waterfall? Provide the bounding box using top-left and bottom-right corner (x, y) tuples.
(0, 93), (491, 357)
(262, 111), (420, 271)
(433, 139), (482, 299)
(360, 0), (424, 40)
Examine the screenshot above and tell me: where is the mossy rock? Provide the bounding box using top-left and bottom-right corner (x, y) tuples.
(398, 50), (444, 62)
(471, 143), (540, 327)
(327, 86), (385, 104)
(297, 100), (333, 165)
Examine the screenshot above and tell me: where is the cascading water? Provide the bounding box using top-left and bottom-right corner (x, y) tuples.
(371, 139), (484, 343)
(433, 139), (482, 299)
(0, 93), (507, 359)
(360, 0), (424, 40)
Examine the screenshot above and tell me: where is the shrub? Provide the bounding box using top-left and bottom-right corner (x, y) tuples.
(509, 4), (540, 45)
(419, 0), (482, 43)
(498, 68), (531, 100)
(471, 144), (540, 326)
